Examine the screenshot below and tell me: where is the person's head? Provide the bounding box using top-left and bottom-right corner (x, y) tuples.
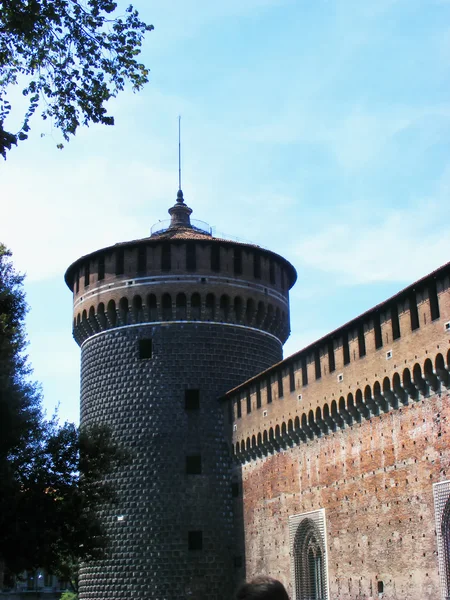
(235, 576), (289, 600)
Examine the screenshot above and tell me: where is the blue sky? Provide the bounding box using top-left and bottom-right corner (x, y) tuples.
(2, 0), (450, 424)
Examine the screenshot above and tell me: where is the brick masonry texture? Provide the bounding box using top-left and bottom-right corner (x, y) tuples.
(233, 389), (450, 600)
(79, 323), (281, 600)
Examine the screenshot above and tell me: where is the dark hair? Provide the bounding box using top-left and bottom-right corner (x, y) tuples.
(236, 576), (290, 600)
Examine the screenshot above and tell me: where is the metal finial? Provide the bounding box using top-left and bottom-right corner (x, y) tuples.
(178, 115), (182, 195)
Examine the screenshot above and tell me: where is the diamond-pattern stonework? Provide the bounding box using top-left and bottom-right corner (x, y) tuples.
(79, 322), (281, 600)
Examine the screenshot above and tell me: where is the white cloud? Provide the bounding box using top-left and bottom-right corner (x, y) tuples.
(293, 167), (450, 284)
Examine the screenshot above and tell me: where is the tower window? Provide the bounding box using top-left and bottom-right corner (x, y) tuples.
(377, 581), (384, 593)
(266, 378), (272, 404)
(253, 253), (261, 279)
(211, 245), (221, 271)
(256, 383), (262, 409)
(246, 389), (251, 414)
(98, 255), (105, 281)
(234, 247), (242, 275)
(185, 389), (200, 410)
(301, 357), (308, 386)
(289, 365), (295, 392)
(161, 243), (171, 271)
(277, 371), (284, 398)
(84, 262), (90, 287)
(138, 339), (152, 359)
(186, 243), (196, 271)
(186, 455), (202, 474)
(232, 482), (240, 497)
(188, 531), (203, 551)
(75, 270), (80, 294)
(137, 246), (147, 274)
(116, 248), (124, 275)
(269, 261), (275, 284)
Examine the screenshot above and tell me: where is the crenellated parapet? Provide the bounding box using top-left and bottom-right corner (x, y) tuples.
(223, 261), (450, 461)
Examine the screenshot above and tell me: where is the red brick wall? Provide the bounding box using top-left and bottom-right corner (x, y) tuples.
(234, 389), (450, 600)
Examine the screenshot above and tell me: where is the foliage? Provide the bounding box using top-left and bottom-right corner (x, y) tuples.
(61, 592), (78, 600)
(0, 245), (124, 592)
(0, 0), (153, 158)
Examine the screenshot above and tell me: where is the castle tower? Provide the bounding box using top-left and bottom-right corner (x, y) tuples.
(65, 190), (297, 600)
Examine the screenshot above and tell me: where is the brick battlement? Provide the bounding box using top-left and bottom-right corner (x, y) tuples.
(224, 261), (450, 459)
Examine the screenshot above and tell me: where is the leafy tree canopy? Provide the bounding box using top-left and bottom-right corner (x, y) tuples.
(0, 245), (124, 593)
(0, 0), (153, 158)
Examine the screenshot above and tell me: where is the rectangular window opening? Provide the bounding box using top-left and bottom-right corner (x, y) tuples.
(84, 262), (90, 287)
(233, 248), (242, 275)
(289, 365), (295, 392)
(161, 243), (171, 271)
(236, 398), (242, 419)
(277, 371), (284, 398)
(409, 292), (420, 330)
(269, 261), (276, 285)
(188, 530), (203, 551)
(137, 246), (147, 274)
(186, 455), (202, 475)
(429, 280), (440, 321)
(391, 303), (401, 340)
(327, 340), (335, 373)
(301, 357), (308, 386)
(185, 389), (200, 410)
(256, 383), (262, 409)
(253, 253), (261, 279)
(374, 313), (383, 349)
(314, 349), (321, 380)
(98, 255), (105, 281)
(266, 378), (272, 404)
(139, 338), (153, 359)
(343, 332), (350, 365)
(75, 270), (80, 294)
(231, 482), (239, 498)
(358, 324), (366, 357)
(246, 390), (251, 414)
(211, 245), (221, 272)
(186, 244), (197, 271)
(116, 248), (124, 276)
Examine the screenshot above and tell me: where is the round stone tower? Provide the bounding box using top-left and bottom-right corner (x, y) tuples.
(65, 190), (296, 600)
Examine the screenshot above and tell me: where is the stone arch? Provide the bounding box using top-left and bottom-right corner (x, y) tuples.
(275, 424), (281, 439)
(119, 297), (129, 325)
(263, 430), (268, 444)
(413, 362), (428, 397)
(257, 432), (262, 446)
(403, 367), (418, 401)
(246, 298), (255, 325)
(162, 293), (172, 321)
(256, 301), (265, 327)
(424, 357), (440, 392)
(246, 437), (251, 451)
(294, 416), (300, 430)
(147, 294), (158, 321)
(383, 376), (397, 409)
(288, 419), (294, 434)
(355, 388), (369, 418)
(88, 306), (98, 333)
(97, 302), (106, 329)
(132, 295), (144, 323)
(252, 435), (257, 449)
(293, 518), (327, 600)
(76, 313), (81, 327)
(176, 293), (187, 320)
(240, 440), (246, 454)
(235, 442), (240, 455)
(436, 353), (449, 387)
(264, 304), (274, 329)
(392, 372), (407, 405)
(234, 296), (243, 323)
(447, 348), (450, 369)
(269, 427), (275, 442)
(281, 422), (287, 437)
(219, 295), (230, 321)
(191, 293), (201, 320)
(205, 293), (215, 320)
(107, 299), (116, 327)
